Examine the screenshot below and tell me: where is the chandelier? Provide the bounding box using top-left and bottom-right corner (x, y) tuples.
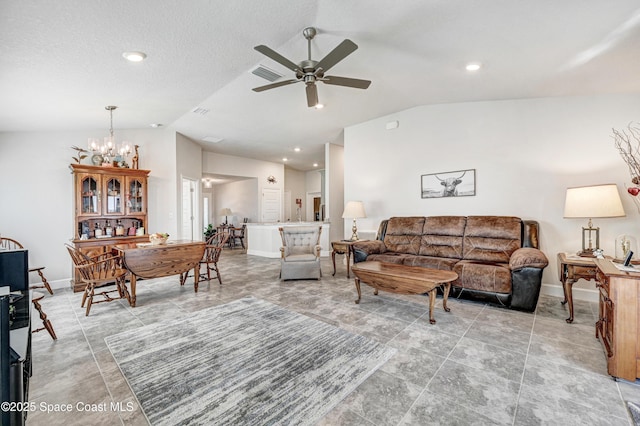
(88, 106), (132, 166)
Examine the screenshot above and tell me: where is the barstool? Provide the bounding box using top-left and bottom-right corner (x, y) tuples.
(31, 291), (57, 340)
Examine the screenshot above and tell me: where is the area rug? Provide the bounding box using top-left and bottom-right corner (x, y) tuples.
(105, 296), (396, 425)
(628, 401), (640, 425)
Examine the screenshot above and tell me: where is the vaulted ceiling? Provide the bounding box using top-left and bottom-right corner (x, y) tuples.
(2, 1), (640, 170)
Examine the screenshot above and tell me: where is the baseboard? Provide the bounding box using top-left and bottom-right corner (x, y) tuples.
(46, 278), (71, 291)
(540, 283), (599, 303)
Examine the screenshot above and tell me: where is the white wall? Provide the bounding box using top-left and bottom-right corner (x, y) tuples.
(214, 179), (258, 226)
(326, 143), (344, 242)
(344, 94), (640, 300)
(284, 168), (306, 221)
(203, 152), (284, 222)
(0, 128), (175, 283)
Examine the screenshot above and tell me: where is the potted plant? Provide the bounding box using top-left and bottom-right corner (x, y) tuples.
(204, 224), (216, 240)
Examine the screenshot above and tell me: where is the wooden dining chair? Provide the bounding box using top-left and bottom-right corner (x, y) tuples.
(229, 224), (246, 250)
(199, 232), (230, 285)
(65, 244), (130, 316)
(31, 291), (57, 340)
(0, 237), (53, 295)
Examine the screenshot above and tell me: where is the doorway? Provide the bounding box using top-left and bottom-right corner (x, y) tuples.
(306, 192), (321, 222)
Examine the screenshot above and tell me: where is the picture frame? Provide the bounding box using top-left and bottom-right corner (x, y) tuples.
(421, 169), (476, 199)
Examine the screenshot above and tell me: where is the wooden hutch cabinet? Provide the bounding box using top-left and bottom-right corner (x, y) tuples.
(70, 164), (151, 291)
(594, 258), (640, 381)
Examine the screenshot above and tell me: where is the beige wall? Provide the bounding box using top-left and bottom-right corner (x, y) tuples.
(344, 93), (640, 301)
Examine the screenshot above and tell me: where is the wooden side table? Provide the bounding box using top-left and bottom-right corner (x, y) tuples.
(331, 240), (358, 278)
(557, 252), (606, 323)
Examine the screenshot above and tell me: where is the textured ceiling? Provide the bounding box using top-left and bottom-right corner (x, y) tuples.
(1, 0), (640, 171)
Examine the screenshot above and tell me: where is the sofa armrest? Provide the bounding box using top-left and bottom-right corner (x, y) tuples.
(352, 240), (387, 263)
(509, 247), (549, 271)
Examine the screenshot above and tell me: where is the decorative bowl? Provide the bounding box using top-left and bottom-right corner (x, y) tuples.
(149, 234), (168, 245)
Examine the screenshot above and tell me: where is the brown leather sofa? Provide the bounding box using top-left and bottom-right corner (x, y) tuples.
(352, 216), (549, 312)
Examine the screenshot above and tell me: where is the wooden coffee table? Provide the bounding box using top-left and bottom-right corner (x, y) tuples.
(351, 261), (458, 324)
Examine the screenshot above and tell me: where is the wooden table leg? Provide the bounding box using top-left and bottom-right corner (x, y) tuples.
(194, 264), (200, 292)
(130, 275), (137, 307)
(346, 248), (351, 279)
(442, 282), (451, 313)
(354, 277), (361, 304)
(428, 290), (436, 324)
(561, 279), (575, 323)
(332, 250), (337, 276)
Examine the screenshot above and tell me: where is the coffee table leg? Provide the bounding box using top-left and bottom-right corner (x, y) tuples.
(428, 290), (436, 324)
(442, 282), (451, 313)
(354, 277), (362, 304)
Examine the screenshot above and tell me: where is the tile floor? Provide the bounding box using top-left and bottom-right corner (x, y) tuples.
(25, 250), (640, 425)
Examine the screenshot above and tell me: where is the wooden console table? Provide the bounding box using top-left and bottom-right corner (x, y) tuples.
(557, 252), (602, 323)
(113, 240), (205, 307)
(594, 258), (640, 381)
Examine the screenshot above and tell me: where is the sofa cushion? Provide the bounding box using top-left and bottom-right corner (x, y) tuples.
(404, 255), (459, 271)
(453, 260), (512, 294)
(419, 216), (466, 259)
(462, 216), (521, 263)
(509, 247), (549, 271)
(383, 217), (425, 255)
(367, 253), (412, 264)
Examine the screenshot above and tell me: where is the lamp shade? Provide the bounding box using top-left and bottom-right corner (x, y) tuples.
(342, 201), (366, 219)
(563, 184), (625, 218)
(220, 208), (232, 216)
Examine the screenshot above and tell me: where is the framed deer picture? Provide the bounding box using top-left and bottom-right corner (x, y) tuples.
(421, 169), (476, 198)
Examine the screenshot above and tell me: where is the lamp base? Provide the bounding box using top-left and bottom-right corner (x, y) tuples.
(350, 219), (359, 241)
(577, 249), (596, 258)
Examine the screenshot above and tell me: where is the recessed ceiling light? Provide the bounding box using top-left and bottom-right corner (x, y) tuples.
(315, 103), (324, 109)
(313, 163), (318, 167)
(465, 62), (481, 72)
(294, 147), (301, 152)
(282, 157), (288, 162)
(149, 123), (162, 128)
(122, 51), (147, 62)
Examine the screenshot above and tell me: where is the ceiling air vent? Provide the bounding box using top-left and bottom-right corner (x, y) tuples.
(192, 107), (210, 116)
(251, 64), (283, 82)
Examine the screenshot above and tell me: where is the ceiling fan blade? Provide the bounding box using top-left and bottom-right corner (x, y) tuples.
(252, 79), (299, 92)
(306, 84), (318, 107)
(322, 75), (371, 89)
(315, 39), (358, 73)
(254, 45), (300, 72)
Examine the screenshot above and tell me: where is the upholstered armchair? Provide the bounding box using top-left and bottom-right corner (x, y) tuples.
(279, 226), (322, 280)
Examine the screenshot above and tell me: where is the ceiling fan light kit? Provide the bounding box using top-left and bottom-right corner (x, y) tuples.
(253, 27), (371, 107)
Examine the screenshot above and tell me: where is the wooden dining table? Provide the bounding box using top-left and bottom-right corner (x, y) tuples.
(112, 239), (205, 307)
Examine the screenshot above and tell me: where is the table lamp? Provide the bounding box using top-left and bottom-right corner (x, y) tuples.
(342, 201), (367, 241)
(220, 208), (232, 225)
(563, 184), (625, 257)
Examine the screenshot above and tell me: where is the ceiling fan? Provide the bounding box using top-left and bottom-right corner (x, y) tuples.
(252, 27), (371, 107)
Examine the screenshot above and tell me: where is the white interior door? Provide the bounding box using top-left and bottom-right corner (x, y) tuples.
(261, 188), (281, 223)
(181, 177), (198, 240)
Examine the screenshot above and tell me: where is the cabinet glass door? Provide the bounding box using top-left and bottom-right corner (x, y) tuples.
(79, 175), (100, 215)
(127, 178), (145, 214)
(105, 177), (123, 214)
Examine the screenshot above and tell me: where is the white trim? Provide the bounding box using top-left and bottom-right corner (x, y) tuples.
(540, 283), (599, 303)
